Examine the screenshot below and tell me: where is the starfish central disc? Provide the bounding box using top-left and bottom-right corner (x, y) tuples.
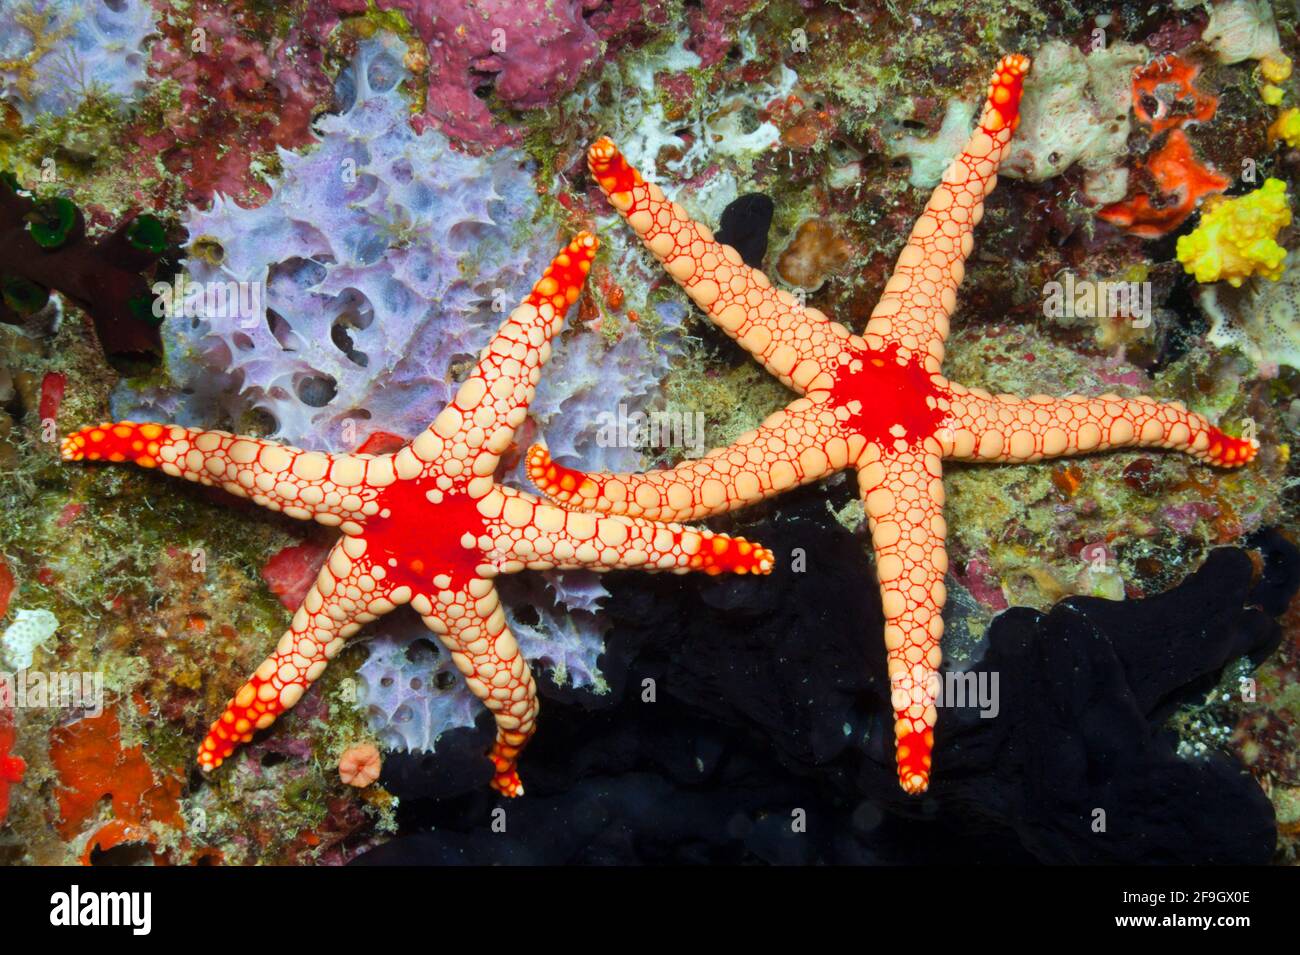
(364, 480), (486, 592)
(830, 344), (947, 451)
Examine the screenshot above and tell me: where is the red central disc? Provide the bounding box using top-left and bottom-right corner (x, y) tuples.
(364, 478), (488, 590)
(828, 343), (946, 452)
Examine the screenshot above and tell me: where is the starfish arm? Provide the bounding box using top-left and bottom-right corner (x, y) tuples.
(941, 387), (1258, 467)
(525, 398), (856, 521)
(865, 54), (1030, 371)
(61, 422), (385, 527)
(858, 443), (948, 795)
(402, 234), (598, 490)
(588, 138), (846, 393)
(476, 486), (775, 575)
(198, 538), (397, 771)
(419, 579), (538, 796)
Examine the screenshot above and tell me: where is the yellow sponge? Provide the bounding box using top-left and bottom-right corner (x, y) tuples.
(1270, 107), (1300, 148)
(1176, 178), (1291, 287)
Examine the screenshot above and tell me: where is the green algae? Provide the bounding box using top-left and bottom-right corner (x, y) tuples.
(1, 93), (135, 208)
(658, 346), (789, 464)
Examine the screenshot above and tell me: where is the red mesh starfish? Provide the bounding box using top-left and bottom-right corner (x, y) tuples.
(62, 234), (773, 796)
(527, 56), (1259, 794)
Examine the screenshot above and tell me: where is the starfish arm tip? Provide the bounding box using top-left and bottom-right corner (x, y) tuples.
(1203, 427), (1260, 467)
(983, 53), (1032, 134)
(896, 729), (935, 795)
(524, 444), (601, 506)
(587, 137), (643, 200)
(692, 533), (775, 576)
(490, 773), (525, 798)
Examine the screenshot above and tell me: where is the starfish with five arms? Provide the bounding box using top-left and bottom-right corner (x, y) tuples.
(62, 233), (773, 796)
(527, 55), (1259, 794)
